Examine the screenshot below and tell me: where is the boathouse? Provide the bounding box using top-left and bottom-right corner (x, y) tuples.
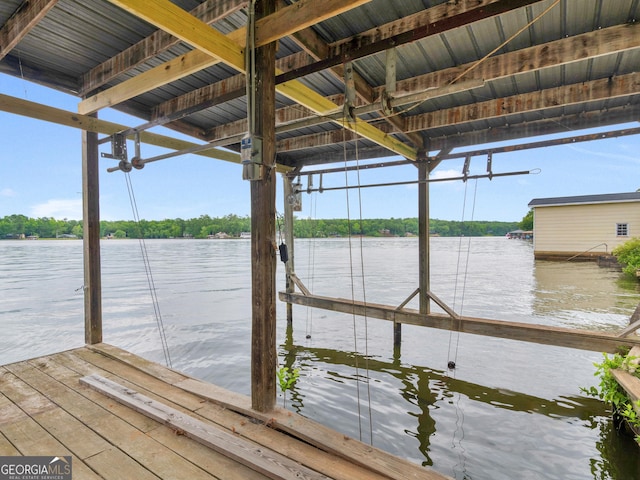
(2, 1), (640, 478)
(528, 192), (640, 260)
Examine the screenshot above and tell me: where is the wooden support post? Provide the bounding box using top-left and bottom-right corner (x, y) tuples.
(282, 174), (296, 326)
(418, 160), (430, 316)
(82, 115), (102, 344)
(250, 0), (277, 413)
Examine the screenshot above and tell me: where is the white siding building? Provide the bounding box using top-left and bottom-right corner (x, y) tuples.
(528, 192), (640, 260)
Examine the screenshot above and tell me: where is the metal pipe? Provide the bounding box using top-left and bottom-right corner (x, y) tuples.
(303, 169), (535, 193)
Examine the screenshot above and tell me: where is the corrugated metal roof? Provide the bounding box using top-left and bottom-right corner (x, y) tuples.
(529, 192), (640, 207)
(0, 0), (639, 168)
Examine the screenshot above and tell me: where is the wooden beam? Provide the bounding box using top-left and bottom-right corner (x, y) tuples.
(425, 106), (640, 154)
(404, 73), (640, 133)
(154, 9), (638, 133)
(0, 0), (58, 61)
(279, 292), (640, 353)
(152, 52), (312, 123)
(82, 114), (102, 345)
(80, 0), (247, 95)
(199, 22), (639, 147)
(250, 0), (278, 413)
(97, 0), (416, 160)
(81, 0), (373, 114)
(329, 0), (502, 56)
(375, 22), (640, 98)
(0, 93), (240, 164)
(80, 374), (331, 480)
(256, 0), (371, 46)
(276, 0), (542, 84)
(279, 0), (422, 149)
(272, 71), (640, 152)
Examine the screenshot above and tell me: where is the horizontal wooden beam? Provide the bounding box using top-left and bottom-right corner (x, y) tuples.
(0, 93), (240, 164)
(0, 0), (58, 61)
(81, 0), (372, 114)
(279, 291), (640, 353)
(80, 0), (248, 95)
(424, 105), (640, 154)
(404, 73), (640, 133)
(99, 0), (416, 160)
(276, 0), (541, 84)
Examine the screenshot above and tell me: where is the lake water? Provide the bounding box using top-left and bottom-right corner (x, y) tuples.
(1, 237), (640, 479)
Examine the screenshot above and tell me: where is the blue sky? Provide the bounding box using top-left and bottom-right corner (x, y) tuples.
(1, 74), (638, 223)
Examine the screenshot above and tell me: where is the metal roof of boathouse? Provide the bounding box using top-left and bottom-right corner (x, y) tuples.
(529, 192), (640, 208)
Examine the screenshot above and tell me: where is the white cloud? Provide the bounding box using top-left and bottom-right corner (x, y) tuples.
(30, 198), (82, 219)
(567, 144), (640, 163)
(1, 188), (16, 197)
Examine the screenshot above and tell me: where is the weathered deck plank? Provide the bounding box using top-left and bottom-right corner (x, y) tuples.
(4, 360), (221, 480)
(88, 344), (449, 480)
(81, 374), (331, 480)
(0, 345), (452, 480)
(48, 350), (268, 480)
(0, 431), (20, 456)
(77, 346), (391, 480)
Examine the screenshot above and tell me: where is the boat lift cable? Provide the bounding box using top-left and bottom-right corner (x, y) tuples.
(305, 193), (318, 342)
(341, 119), (374, 445)
(448, 180), (477, 480)
(353, 124), (375, 447)
(123, 173), (173, 369)
(447, 178), (478, 372)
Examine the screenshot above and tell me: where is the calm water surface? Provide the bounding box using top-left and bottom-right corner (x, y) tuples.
(1, 237), (639, 479)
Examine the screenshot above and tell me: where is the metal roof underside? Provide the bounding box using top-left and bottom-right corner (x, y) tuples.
(1, 0), (639, 170)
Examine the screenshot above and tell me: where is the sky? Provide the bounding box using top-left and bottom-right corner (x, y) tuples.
(1, 73), (639, 223)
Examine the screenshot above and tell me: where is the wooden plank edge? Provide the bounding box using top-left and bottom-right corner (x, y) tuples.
(80, 374), (331, 480)
(88, 344), (448, 479)
(175, 378), (451, 480)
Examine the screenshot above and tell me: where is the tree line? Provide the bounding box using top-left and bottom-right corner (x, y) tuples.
(0, 213), (522, 239)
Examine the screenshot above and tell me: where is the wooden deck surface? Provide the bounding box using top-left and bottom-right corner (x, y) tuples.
(0, 344), (450, 480)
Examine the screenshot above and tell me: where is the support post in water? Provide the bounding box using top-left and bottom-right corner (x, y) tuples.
(282, 174), (296, 326)
(249, 0), (277, 413)
(82, 112), (102, 344)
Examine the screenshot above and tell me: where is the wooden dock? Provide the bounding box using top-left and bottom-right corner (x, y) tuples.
(0, 344), (450, 480)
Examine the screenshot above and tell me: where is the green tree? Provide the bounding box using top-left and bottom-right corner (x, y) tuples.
(520, 209), (534, 230)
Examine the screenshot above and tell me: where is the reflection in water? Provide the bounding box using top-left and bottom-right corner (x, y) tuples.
(279, 320), (624, 479)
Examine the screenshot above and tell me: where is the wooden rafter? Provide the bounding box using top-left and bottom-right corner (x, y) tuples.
(279, 0), (422, 148)
(0, 93), (240, 163)
(418, 106), (640, 157)
(80, 0), (248, 96)
(171, 22), (639, 150)
(95, 0), (417, 160)
(0, 0), (58, 61)
(375, 23), (640, 97)
(271, 74), (640, 153)
(404, 73), (640, 133)
(79, 0), (372, 114)
(328, 0), (503, 56)
(276, 0), (542, 84)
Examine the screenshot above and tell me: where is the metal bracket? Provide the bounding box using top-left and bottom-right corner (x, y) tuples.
(101, 132), (128, 162)
(462, 155), (471, 182)
(343, 61), (356, 123)
(486, 152), (493, 180)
